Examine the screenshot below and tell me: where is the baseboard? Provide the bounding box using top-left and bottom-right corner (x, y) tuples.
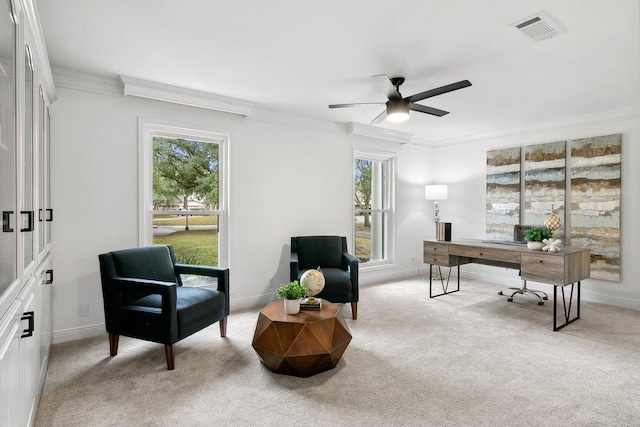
(53, 323), (105, 344)
(230, 293), (275, 311)
(360, 267), (420, 285)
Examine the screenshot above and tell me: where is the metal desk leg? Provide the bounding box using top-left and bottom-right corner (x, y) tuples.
(429, 264), (460, 298)
(553, 281), (581, 331)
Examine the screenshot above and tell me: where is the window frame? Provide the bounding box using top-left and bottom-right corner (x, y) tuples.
(353, 149), (396, 268)
(139, 119), (230, 267)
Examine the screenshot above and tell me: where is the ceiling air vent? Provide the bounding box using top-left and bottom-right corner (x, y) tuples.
(511, 12), (564, 41)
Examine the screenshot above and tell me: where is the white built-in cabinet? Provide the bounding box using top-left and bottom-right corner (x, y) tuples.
(0, 0), (55, 426)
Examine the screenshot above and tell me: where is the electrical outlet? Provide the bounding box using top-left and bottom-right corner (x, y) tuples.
(79, 302), (90, 316)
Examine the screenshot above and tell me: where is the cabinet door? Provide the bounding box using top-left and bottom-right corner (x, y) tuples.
(0, 0), (17, 300)
(36, 261), (52, 382)
(20, 289), (38, 426)
(44, 106), (51, 247)
(37, 86), (45, 258)
(21, 43), (36, 275)
(0, 302), (22, 427)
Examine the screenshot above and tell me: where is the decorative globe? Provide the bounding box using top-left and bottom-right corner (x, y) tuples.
(544, 204), (562, 232)
(544, 213), (562, 231)
(300, 268), (325, 297)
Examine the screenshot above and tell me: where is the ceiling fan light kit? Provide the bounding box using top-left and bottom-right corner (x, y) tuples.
(329, 75), (471, 124)
(386, 98), (410, 123)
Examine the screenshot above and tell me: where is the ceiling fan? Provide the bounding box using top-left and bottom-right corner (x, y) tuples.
(328, 74), (472, 124)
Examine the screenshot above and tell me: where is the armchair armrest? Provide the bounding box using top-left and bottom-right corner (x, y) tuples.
(174, 264), (230, 316)
(174, 264), (225, 278)
(342, 252), (359, 271)
(104, 277), (178, 329)
(342, 252), (359, 299)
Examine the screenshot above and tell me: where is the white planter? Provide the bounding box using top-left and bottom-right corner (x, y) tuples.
(527, 241), (545, 251)
(283, 298), (301, 315)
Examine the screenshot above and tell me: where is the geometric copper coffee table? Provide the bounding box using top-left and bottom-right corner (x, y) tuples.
(251, 300), (352, 377)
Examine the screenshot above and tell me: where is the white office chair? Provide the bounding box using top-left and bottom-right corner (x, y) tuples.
(497, 225), (548, 305)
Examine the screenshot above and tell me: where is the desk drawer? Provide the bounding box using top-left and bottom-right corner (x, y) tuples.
(424, 253), (452, 266)
(449, 246), (522, 264)
(521, 253), (565, 284)
(424, 242), (449, 255)
(423, 243), (450, 266)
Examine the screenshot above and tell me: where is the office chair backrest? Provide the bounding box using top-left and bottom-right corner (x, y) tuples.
(513, 225), (534, 242)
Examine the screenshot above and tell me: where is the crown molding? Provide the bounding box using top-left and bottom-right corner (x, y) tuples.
(248, 107), (348, 135)
(52, 68), (123, 96)
(48, 68), (638, 148)
(120, 76), (254, 116)
(429, 106), (640, 148)
(347, 123), (413, 144)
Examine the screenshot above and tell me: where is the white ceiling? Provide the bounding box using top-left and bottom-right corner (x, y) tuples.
(37, 0), (640, 143)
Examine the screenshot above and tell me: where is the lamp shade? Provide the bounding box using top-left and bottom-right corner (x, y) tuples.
(425, 185), (448, 200)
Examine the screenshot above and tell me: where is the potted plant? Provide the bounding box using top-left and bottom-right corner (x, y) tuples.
(523, 227), (553, 251)
(276, 281), (308, 314)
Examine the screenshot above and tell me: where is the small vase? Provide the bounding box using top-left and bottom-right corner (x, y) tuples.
(283, 298), (301, 315)
(527, 241), (545, 251)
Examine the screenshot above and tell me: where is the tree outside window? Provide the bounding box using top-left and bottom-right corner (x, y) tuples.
(152, 137), (220, 266)
(354, 155), (392, 264)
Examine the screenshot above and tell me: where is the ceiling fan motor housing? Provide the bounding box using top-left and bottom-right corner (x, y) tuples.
(390, 77), (405, 92)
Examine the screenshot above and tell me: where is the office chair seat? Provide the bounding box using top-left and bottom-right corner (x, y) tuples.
(498, 224), (549, 306)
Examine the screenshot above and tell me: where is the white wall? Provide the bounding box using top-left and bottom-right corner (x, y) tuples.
(50, 85), (435, 342)
(432, 110), (640, 309)
(50, 81), (640, 344)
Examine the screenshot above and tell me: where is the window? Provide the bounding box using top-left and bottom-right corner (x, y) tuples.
(353, 150), (395, 265)
(140, 121), (228, 270)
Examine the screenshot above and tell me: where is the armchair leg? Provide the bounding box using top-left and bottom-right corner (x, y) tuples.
(219, 316), (227, 337)
(108, 333), (119, 356)
(165, 344), (175, 370)
(351, 302), (358, 320)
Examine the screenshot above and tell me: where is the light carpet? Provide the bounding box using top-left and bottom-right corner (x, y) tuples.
(35, 277), (640, 426)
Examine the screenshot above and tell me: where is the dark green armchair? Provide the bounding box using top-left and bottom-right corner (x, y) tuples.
(98, 245), (229, 370)
(290, 236), (359, 319)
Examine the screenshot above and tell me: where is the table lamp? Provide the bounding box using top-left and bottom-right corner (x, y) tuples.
(425, 185), (448, 223)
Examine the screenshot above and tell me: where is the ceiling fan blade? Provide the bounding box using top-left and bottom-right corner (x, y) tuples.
(405, 80), (472, 103)
(409, 103), (449, 117)
(329, 102), (386, 109)
(372, 74), (401, 99)
(369, 109), (387, 124)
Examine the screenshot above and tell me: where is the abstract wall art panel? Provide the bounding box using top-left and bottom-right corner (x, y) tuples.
(570, 134), (621, 281)
(524, 141), (566, 239)
(486, 147), (521, 240)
